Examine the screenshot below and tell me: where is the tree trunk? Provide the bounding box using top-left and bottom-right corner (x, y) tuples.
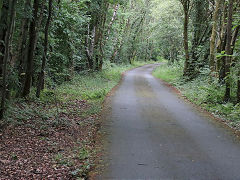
(209, 0), (221, 72)
(85, 25), (95, 70)
(109, 8), (127, 63)
(0, 0), (16, 119)
(237, 71), (240, 103)
(216, 0), (227, 73)
(17, 0), (31, 96)
(218, 29), (227, 82)
(0, 0), (3, 21)
(128, 10), (146, 64)
(230, 25), (240, 55)
(223, 0), (233, 102)
(36, 0), (53, 98)
(22, 0), (40, 97)
(17, 0), (31, 75)
(182, 2), (190, 76)
(105, 4), (119, 41)
(98, 2), (108, 71)
(0, 1), (9, 79)
(231, 26), (240, 103)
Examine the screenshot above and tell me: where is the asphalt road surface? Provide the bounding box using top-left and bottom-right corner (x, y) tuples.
(99, 64), (240, 180)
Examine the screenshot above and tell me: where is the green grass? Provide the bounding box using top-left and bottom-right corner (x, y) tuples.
(153, 63), (183, 84)
(55, 61), (155, 110)
(153, 62), (240, 128)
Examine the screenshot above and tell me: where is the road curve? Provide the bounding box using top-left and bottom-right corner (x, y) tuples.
(99, 64), (240, 180)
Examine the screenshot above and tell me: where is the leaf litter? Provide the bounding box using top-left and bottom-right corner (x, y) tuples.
(0, 99), (102, 179)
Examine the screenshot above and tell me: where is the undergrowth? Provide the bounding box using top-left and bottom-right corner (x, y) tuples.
(153, 62), (240, 129)
(2, 61), (151, 127)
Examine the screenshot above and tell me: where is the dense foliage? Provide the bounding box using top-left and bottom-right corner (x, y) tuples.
(0, 0), (240, 122)
(0, 0), (155, 119)
(154, 0), (240, 125)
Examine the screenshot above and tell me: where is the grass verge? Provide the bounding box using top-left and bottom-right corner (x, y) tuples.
(153, 63), (240, 130)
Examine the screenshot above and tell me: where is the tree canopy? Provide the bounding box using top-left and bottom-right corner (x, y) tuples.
(0, 0), (240, 118)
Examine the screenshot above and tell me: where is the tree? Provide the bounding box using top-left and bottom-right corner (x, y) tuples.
(36, 0), (53, 98)
(238, 70), (240, 103)
(22, 0), (44, 97)
(17, 0), (31, 93)
(151, 0), (183, 63)
(224, 0), (234, 101)
(0, 1), (9, 80)
(179, 0), (191, 76)
(85, 0), (109, 70)
(209, 0), (221, 72)
(0, 0), (17, 119)
(0, 0), (3, 22)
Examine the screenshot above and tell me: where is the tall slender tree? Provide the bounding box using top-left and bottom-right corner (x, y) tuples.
(0, 0), (17, 119)
(36, 0), (53, 98)
(179, 0), (191, 76)
(224, 0), (234, 101)
(22, 0), (42, 97)
(17, 0), (31, 91)
(209, 0), (221, 72)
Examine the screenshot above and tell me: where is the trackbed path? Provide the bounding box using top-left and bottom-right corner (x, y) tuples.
(99, 64), (240, 180)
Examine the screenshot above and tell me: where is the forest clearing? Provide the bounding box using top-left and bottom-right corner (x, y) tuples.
(0, 0), (240, 179)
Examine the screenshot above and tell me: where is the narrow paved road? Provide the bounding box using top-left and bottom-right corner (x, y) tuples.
(99, 64), (240, 180)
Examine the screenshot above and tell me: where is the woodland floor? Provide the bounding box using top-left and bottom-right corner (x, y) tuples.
(0, 99), (103, 179)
